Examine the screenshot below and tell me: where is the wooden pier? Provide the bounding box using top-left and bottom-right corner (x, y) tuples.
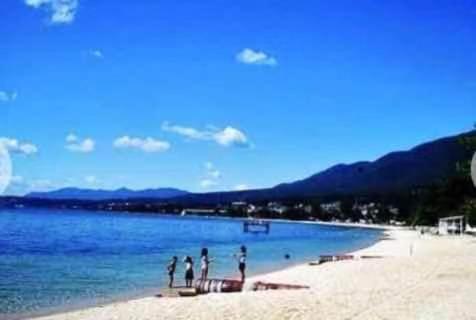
(243, 220), (270, 234)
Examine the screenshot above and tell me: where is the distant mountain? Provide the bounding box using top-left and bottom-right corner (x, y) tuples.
(272, 131), (474, 196)
(173, 130), (475, 204)
(26, 187), (189, 201)
(24, 130), (475, 204)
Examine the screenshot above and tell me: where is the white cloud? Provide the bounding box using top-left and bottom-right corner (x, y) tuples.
(0, 91), (17, 103)
(65, 134), (95, 153)
(161, 122), (209, 140)
(162, 122), (250, 148)
(4, 176), (27, 195)
(234, 184), (249, 191)
(5, 175), (75, 195)
(84, 175), (98, 184)
(200, 179), (218, 189)
(236, 48), (277, 66)
(29, 179), (55, 191)
(205, 162), (221, 179)
(66, 133), (77, 143)
(113, 136), (171, 153)
(11, 176), (24, 184)
(213, 127), (249, 147)
(209, 169), (221, 179)
(89, 50), (103, 59)
(0, 137), (38, 155)
(25, 0), (78, 24)
(200, 162), (222, 189)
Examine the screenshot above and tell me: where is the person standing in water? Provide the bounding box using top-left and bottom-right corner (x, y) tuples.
(234, 245), (247, 283)
(167, 256), (178, 288)
(200, 248), (214, 280)
(184, 256), (194, 288)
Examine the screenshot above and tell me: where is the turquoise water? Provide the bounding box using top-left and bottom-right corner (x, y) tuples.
(0, 209), (382, 319)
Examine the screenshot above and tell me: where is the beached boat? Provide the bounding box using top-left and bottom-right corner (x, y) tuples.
(251, 281), (310, 291)
(195, 279), (244, 294)
(311, 254), (384, 265)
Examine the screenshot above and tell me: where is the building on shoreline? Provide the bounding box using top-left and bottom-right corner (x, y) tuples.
(438, 216), (465, 235)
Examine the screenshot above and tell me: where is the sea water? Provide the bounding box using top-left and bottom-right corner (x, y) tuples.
(0, 209), (382, 319)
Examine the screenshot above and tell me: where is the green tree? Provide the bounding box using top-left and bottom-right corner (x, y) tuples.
(460, 199), (476, 227)
(457, 124), (476, 176)
(457, 126), (476, 225)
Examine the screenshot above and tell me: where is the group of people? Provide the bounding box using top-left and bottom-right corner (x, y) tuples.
(167, 245), (247, 288)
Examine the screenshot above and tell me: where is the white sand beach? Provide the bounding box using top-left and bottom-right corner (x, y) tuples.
(35, 228), (476, 320)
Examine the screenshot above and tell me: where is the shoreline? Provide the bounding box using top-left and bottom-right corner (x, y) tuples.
(3, 220), (385, 320)
(19, 223), (387, 320)
(0, 215), (381, 320)
(30, 227), (476, 320)
(245, 226), (396, 286)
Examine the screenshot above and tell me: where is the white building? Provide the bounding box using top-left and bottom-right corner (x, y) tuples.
(438, 216), (465, 235)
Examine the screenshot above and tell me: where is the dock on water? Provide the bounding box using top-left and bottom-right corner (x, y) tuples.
(243, 220), (270, 234)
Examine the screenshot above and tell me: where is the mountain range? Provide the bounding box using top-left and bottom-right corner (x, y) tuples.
(26, 130), (475, 203)
(171, 130), (474, 204)
(27, 187), (189, 201)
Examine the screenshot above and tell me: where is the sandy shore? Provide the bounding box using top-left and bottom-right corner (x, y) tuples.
(34, 228), (476, 320)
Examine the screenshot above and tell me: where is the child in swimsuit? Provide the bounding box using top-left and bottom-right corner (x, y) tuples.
(200, 248), (211, 280)
(236, 245), (247, 283)
(184, 256), (194, 288)
(167, 256), (178, 288)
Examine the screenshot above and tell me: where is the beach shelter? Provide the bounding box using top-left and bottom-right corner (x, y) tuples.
(438, 216), (465, 235)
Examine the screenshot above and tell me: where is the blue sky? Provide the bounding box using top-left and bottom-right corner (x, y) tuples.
(1, 0), (475, 195)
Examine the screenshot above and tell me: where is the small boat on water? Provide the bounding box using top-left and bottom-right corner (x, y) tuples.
(243, 219), (270, 234)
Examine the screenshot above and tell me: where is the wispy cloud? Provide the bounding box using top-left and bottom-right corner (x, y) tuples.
(5, 176), (26, 195)
(28, 179), (55, 191)
(25, 0), (79, 24)
(162, 122), (208, 140)
(88, 49), (103, 59)
(236, 48), (277, 66)
(11, 176), (24, 185)
(65, 134), (95, 153)
(6, 175), (72, 195)
(0, 137), (38, 155)
(66, 133), (77, 143)
(233, 184), (249, 191)
(84, 175), (99, 185)
(162, 122), (250, 148)
(205, 162), (221, 179)
(0, 91), (17, 103)
(113, 136), (171, 153)
(200, 162), (221, 189)
(200, 179), (218, 189)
